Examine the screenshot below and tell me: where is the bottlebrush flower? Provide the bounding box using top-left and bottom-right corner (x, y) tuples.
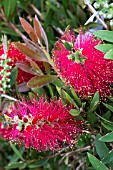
(0, 43), (43, 84)
(0, 98), (83, 152)
(52, 29), (113, 98)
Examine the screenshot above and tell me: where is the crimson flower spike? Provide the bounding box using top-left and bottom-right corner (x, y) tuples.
(0, 98), (84, 152)
(52, 28), (113, 99)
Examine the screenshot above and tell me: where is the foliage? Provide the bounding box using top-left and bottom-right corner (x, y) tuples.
(0, 0), (113, 170)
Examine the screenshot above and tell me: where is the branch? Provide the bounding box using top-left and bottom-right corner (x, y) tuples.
(84, 0), (108, 30)
(30, 4), (44, 21)
(0, 13), (26, 38)
(59, 146), (91, 164)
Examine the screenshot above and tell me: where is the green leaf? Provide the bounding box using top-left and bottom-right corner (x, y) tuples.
(103, 111), (111, 120)
(10, 148), (24, 164)
(108, 97), (113, 102)
(16, 62), (37, 75)
(64, 42), (72, 51)
(27, 75), (56, 88)
(103, 103), (113, 112)
(102, 150), (113, 164)
(10, 66), (18, 86)
(19, 0), (29, 13)
(71, 88), (82, 107)
(95, 112), (113, 126)
(87, 153), (108, 170)
(10, 142), (24, 161)
(87, 113), (98, 126)
(0, 27), (20, 37)
(43, 62), (51, 74)
(102, 121), (113, 131)
(70, 109), (80, 116)
(28, 159), (48, 168)
(32, 87), (46, 97)
(88, 91), (99, 113)
(52, 78), (64, 88)
(77, 135), (86, 148)
(95, 134), (109, 159)
(94, 30), (113, 43)
(99, 132), (113, 142)
(104, 49), (113, 60)
(56, 86), (61, 95)
(63, 90), (78, 108)
(90, 91), (99, 108)
(95, 44), (113, 53)
(3, 0), (17, 19)
(5, 162), (27, 169)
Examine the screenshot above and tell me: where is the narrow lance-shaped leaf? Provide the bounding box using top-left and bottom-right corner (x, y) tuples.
(70, 109), (80, 116)
(102, 112), (113, 130)
(29, 31), (38, 44)
(99, 132), (113, 142)
(10, 148), (24, 164)
(16, 62), (38, 75)
(18, 83), (30, 93)
(56, 86), (61, 95)
(27, 75), (57, 88)
(34, 18), (42, 42)
(5, 162), (27, 169)
(63, 90), (78, 108)
(28, 159), (48, 168)
(102, 121), (113, 131)
(10, 142), (24, 161)
(52, 78), (64, 88)
(19, 17), (38, 43)
(71, 88), (82, 107)
(104, 49), (113, 60)
(14, 43), (48, 62)
(88, 91), (99, 113)
(19, 17), (34, 34)
(90, 91), (99, 108)
(94, 30), (113, 43)
(35, 15), (49, 52)
(103, 103), (113, 112)
(87, 152), (108, 170)
(43, 62), (51, 74)
(64, 42), (72, 51)
(102, 150), (113, 164)
(94, 112), (113, 126)
(29, 60), (43, 74)
(21, 37), (48, 59)
(95, 134), (109, 159)
(95, 44), (113, 53)
(3, 0), (17, 19)
(10, 66), (18, 86)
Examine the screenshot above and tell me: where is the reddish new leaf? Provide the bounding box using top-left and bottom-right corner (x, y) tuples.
(16, 62), (37, 75)
(34, 18), (41, 42)
(27, 75), (57, 88)
(20, 17), (34, 34)
(14, 43), (48, 62)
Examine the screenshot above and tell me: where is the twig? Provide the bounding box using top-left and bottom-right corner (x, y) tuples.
(30, 4), (44, 21)
(59, 146), (91, 163)
(76, 158), (86, 170)
(1, 94), (17, 101)
(0, 13), (26, 38)
(84, 0), (108, 30)
(53, 26), (64, 35)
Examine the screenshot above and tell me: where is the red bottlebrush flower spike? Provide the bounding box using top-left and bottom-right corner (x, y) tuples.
(0, 98), (83, 152)
(0, 43), (43, 84)
(52, 29), (113, 98)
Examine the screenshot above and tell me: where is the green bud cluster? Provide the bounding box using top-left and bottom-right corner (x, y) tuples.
(89, 0), (113, 29)
(0, 36), (12, 92)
